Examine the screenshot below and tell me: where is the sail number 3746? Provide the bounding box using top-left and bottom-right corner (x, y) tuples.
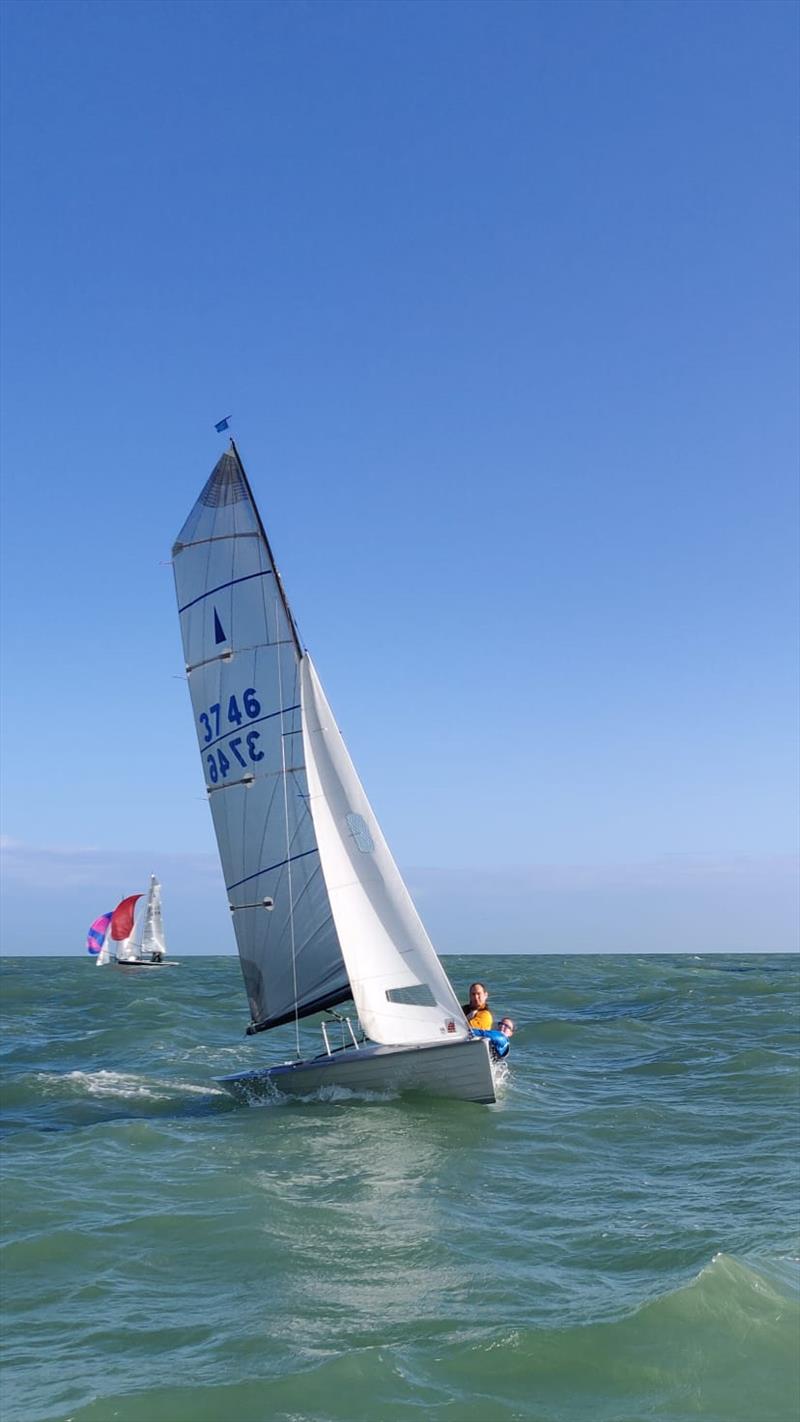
(198, 689), (263, 784)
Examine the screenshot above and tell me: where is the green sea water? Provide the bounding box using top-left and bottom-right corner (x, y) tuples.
(1, 953), (798, 1422)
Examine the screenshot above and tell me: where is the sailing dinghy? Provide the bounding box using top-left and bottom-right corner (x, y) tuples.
(172, 441), (495, 1105)
(104, 878), (179, 968)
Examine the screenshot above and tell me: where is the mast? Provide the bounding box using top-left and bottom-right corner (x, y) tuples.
(231, 438), (303, 1047)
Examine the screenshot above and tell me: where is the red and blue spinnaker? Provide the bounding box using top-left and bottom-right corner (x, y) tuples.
(86, 911), (113, 956)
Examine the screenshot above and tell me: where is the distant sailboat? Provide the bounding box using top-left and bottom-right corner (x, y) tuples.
(91, 878), (179, 968)
(171, 441), (494, 1104)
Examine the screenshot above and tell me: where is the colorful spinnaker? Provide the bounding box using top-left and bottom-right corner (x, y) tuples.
(110, 895), (143, 942)
(86, 911), (113, 956)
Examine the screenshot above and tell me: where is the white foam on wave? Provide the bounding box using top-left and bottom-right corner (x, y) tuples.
(234, 1077), (400, 1108)
(50, 1070), (161, 1100)
(313, 1083), (399, 1103)
(175, 1044), (247, 1061)
(168, 1079), (229, 1097)
(665, 1249), (800, 1314)
(39, 1070), (227, 1101)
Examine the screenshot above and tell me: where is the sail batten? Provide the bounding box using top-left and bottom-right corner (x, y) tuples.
(175, 532), (262, 550)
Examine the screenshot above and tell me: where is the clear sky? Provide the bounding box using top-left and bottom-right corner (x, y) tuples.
(1, 0), (797, 955)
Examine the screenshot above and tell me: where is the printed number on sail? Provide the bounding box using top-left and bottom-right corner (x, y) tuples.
(198, 688), (265, 783)
(199, 688), (261, 741)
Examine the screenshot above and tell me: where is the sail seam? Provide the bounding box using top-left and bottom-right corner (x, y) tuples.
(178, 569), (274, 614)
(226, 847), (319, 893)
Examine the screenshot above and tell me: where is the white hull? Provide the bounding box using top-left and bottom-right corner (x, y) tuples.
(113, 959), (180, 969)
(219, 1035), (495, 1105)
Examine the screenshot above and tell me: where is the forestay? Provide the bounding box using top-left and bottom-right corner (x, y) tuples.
(301, 655), (469, 1046)
(172, 449), (350, 1031)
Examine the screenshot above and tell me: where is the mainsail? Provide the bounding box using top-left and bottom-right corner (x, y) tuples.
(172, 447), (350, 1030)
(140, 875), (167, 958)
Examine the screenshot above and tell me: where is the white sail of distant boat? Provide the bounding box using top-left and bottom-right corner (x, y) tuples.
(171, 441), (494, 1103)
(139, 875), (168, 961)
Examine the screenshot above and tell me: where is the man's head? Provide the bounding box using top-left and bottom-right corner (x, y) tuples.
(468, 982), (488, 1009)
(498, 1018), (515, 1037)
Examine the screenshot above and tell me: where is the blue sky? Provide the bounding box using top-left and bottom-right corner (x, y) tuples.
(1, 0), (797, 955)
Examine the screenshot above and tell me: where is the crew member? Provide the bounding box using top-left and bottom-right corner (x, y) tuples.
(472, 1017), (515, 1060)
(462, 981), (493, 1030)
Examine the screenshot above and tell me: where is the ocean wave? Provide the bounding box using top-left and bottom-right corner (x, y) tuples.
(50, 1254), (800, 1422)
(0, 1068), (233, 1137)
(2, 954), (798, 1422)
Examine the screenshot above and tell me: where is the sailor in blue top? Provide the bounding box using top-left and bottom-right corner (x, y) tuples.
(471, 1017), (515, 1060)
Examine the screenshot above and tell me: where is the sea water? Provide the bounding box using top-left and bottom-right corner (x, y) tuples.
(1, 953), (798, 1422)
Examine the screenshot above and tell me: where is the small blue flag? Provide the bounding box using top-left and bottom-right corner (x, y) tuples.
(214, 416), (231, 433)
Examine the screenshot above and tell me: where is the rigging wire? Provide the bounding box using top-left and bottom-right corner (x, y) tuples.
(276, 600), (302, 1057)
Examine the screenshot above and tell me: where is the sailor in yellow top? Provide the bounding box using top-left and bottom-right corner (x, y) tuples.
(462, 981), (493, 1031)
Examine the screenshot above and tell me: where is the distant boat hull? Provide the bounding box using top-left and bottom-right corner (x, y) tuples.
(113, 959), (180, 969)
(219, 1035), (496, 1105)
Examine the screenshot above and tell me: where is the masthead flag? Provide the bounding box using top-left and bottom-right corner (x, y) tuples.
(214, 416), (231, 433)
